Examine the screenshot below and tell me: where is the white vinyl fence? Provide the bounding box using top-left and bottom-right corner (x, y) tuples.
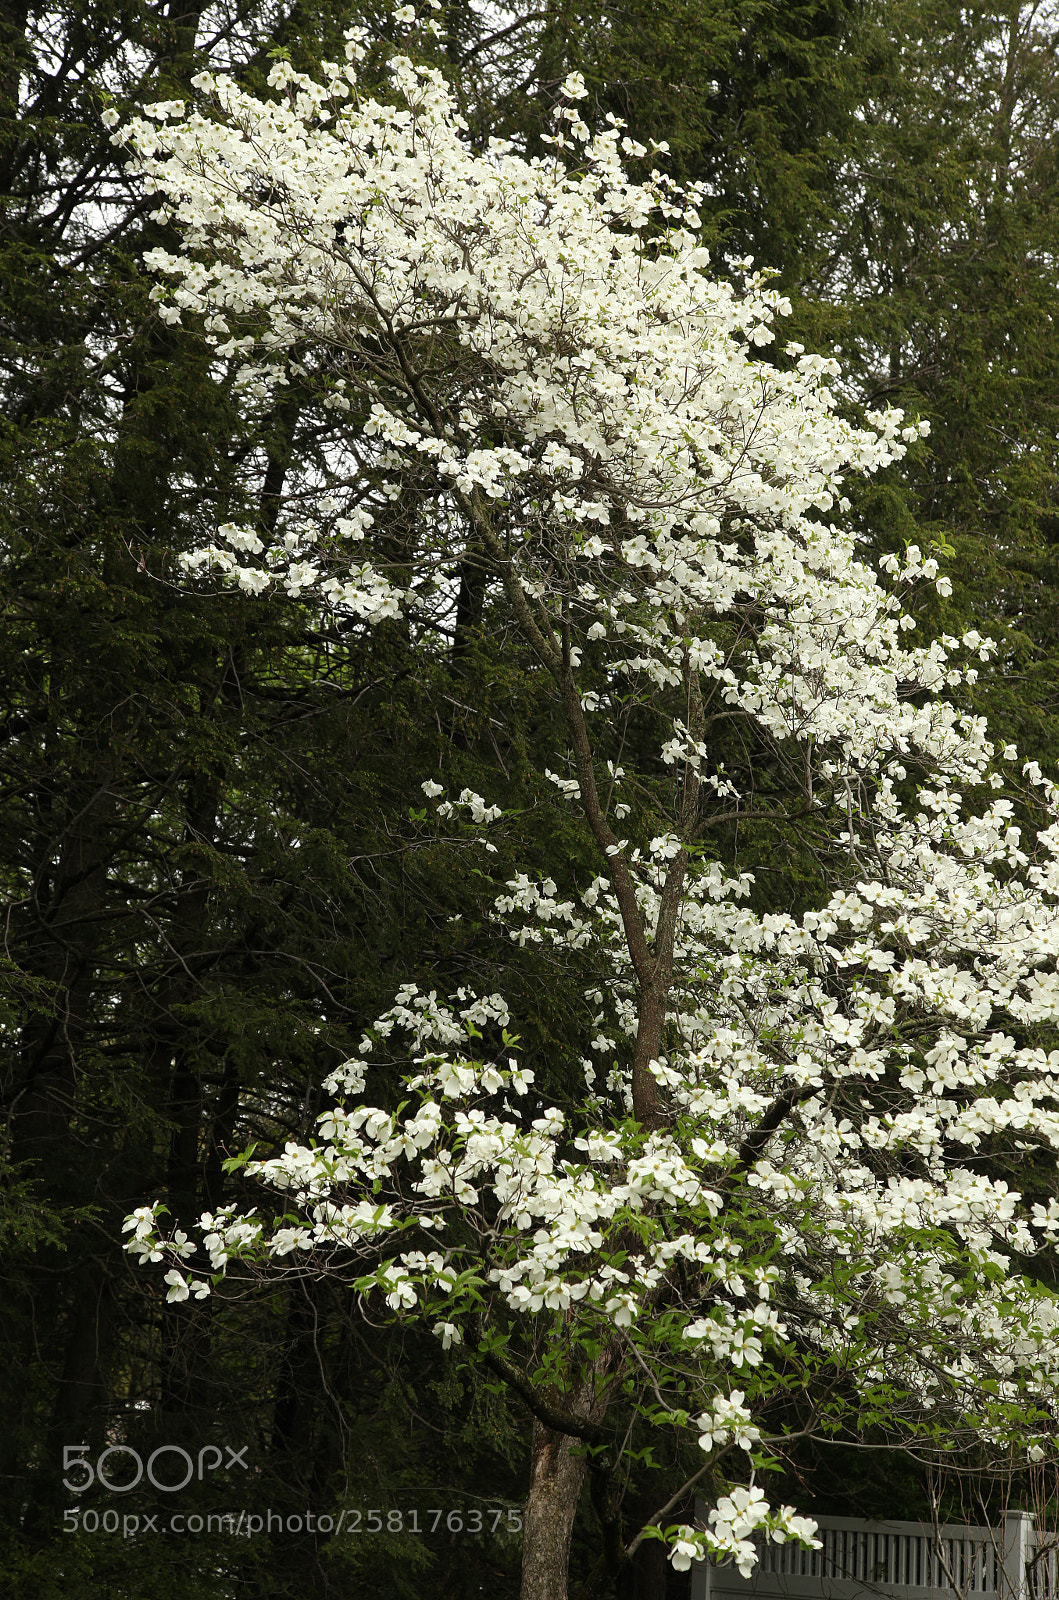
(691, 1512), (1059, 1600)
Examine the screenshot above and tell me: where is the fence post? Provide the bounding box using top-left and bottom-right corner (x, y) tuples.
(689, 1555), (710, 1600)
(1002, 1512), (1034, 1600)
(690, 1501), (710, 1600)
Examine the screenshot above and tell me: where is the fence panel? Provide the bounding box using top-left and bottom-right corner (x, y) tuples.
(689, 1511), (1035, 1600)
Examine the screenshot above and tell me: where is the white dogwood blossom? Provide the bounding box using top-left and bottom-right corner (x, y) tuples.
(115, 43), (1059, 1580)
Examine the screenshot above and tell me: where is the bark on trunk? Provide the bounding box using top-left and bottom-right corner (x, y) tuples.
(519, 1355), (616, 1600)
(520, 1417), (592, 1600)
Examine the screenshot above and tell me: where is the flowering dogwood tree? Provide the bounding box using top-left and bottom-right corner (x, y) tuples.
(115, 24), (1059, 1600)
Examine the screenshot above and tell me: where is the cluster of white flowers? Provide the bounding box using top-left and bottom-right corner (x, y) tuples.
(695, 1390), (762, 1454)
(668, 1488), (822, 1575)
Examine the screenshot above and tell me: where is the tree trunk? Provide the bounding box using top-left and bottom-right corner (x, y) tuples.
(520, 1416), (591, 1600)
(519, 1352), (617, 1600)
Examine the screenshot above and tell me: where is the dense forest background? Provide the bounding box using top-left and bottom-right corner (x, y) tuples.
(3, 1), (1059, 1595)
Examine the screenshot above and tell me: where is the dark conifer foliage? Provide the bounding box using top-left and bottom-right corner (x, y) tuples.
(0, 2), (532, 1593)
